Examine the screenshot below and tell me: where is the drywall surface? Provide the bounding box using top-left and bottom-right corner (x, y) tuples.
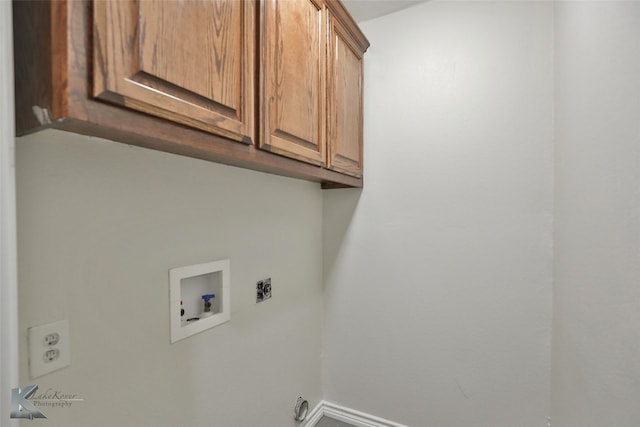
(323, 2), (554, 426)
(552, 2), (640, 426)
(16, 130), (323, 426)
(1, 1), (19, 425)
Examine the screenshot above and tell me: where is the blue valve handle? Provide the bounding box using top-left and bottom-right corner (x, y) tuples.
(202, 294), (215, 301)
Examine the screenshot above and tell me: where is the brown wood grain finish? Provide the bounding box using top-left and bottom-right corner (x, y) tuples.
(93, 0), (254, 144)
(13, 1), (49, 132)
(260, 0), (326, 166)
(13, 0), (367, 189)
(325, 0), (369, 56)
(139, 1), (240, 108)
(327, 12), (364, 178)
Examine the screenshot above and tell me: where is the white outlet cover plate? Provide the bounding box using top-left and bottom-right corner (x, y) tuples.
(28, 320), (71, 378)
(169, 259), (231, 343)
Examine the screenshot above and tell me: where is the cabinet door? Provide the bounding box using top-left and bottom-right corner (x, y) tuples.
(260, 0), (326, 166)
(93, 0), (254, 144)
(327, 13), (364, 178)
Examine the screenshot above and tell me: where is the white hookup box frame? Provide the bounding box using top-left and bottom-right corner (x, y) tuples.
(169, 259), (230, 343)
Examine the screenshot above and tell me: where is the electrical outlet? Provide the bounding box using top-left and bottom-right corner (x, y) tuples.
(43, 349), (60, 362)
(263, 278), (271, 299)
(28, 320), (70, 378)
(256, 278), (272, 303)
(43, 332), (60, 346)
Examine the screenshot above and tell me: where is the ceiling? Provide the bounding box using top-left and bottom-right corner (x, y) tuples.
(342, 0), (427, 23)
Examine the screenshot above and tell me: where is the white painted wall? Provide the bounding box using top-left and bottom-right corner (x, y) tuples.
(13, 2), (640, 426)
(552, 2), (640, 426)
(0, 1), (19, 425)
(16, 131), (323, 426)
(323, 2), (554, 426)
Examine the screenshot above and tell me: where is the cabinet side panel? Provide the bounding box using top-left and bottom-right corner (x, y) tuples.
(13, 0), (53, 133)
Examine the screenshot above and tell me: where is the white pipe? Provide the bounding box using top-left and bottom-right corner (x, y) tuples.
(0, 1), (19, 426)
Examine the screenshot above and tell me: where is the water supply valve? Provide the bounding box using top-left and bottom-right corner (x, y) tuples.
(200, 294), (215, 318)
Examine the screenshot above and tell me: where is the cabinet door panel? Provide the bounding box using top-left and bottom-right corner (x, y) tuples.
(261, 0), (326, 166)
(94, 0), (254, 144)
(138, 1), (239, 109)
(327, 15), (364, 177)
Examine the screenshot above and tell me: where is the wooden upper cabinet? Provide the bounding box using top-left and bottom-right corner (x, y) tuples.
(93, 0), (255, 144)
(260, 0), (327, 166)
(327, 11), (365, 178)
(13, 0), (368, 188)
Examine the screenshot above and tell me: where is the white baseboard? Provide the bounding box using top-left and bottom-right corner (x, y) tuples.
(304, 401), (410, 427)
(303, 401), (326, 427)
